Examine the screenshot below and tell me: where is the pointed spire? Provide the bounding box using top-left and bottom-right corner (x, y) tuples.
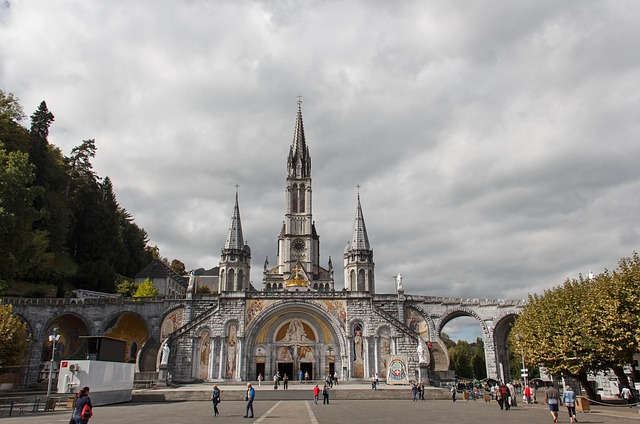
(351, 188), (370, 250)
(224, 187), (245, 250)
(288, 97), (311, 178)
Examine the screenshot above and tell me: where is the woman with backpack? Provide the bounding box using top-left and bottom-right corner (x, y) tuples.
(73, 386), (93, 424)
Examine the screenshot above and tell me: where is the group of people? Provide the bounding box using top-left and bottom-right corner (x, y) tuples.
(412, 382), (426, 401)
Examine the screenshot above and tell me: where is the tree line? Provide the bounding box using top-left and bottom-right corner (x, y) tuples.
(511, 252), (640, 400)
(0, 90), (156, 296)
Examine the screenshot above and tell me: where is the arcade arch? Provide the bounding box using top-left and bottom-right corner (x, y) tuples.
(243, 302), (347, 382)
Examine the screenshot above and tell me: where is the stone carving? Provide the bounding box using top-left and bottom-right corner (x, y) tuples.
(160, 342), (170, 365)
(282, 318), (309, 342)
(396, 273), (403, 291)
(417, 337), (429, 364)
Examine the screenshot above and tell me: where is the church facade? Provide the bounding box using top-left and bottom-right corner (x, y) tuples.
(162, 102), (524, 385)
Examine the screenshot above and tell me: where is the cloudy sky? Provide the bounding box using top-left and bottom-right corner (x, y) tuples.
(2, 1), (639, 309)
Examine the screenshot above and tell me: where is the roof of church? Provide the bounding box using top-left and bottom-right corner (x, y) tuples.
(350, 193), (371, 251)
(135, 259), (187, 287)
(224, 191), (245, 250)
(287, 101), (311, 178)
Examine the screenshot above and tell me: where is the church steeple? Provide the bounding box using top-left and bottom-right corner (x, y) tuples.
(224, 189), (244, 250)
(351, 191), (370, 251)
(344, 189), (375, 293)
(219, 188), (251, 292)
(287, 99), (311, 179)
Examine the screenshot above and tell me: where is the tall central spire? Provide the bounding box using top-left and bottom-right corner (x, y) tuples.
(287, 100), (311, 179)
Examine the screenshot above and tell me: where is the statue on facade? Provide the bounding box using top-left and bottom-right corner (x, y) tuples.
(160, 342), (170, 365)
(417, 338), (429, 364)
(282, 318), (309, 342)
(396, 273), (403, 292)
(187, 270), (196, 293)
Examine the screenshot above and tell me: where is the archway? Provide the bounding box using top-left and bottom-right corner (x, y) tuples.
(493, 314), (518, 383)
(244, 301), (347, 382)
(438, 310), (488, 385)
(103, 311), (149, 364)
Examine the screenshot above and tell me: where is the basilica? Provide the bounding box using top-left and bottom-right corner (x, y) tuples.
(9, 102), (524, 390)
(158, 102), (523, 385)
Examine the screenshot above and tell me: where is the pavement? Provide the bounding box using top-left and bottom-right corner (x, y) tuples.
(2, 382), (640, 423)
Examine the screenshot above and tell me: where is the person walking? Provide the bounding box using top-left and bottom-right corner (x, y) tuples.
(299, 370), (304, 384)
(524, 385), (532, 404)
(243, 383), (255, 418)
(257, 373), (263, 386)
(621, 386), (633, 408)
(304, 371), (309, 383)
(72, 386), (93, 424)
(322, 384), (330, 404)
(313, 384), (320, 404)
(412, 383), (418, 401)
(562, 385), (578, 423)
(273, 373), (278, 390)
(211, 385), (221, 417)
(450, 385), (457, 402)
(545, 384), (561, 423)
(283, 373), (289, 389)
(419, 383), (425, 401)
(501, 383), (511, 410)
(334, 371), (338, 385)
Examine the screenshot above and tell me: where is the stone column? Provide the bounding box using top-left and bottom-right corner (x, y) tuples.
(364, 337), (370, 378)
(347, 336), (352, 379)
(374, 337), (379, 375)
(218, 337), (224, 380)
(208, 338), (216, 380)
(236, 337), (243, 381)
(483, 329), (499, 381)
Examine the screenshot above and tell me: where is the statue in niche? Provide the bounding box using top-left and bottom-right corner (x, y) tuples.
(160, 342), (170, 365)
(417, 338), (429, 364)
(282, 318), (309, 343)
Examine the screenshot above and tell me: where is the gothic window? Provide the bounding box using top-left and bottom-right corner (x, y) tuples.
(220, 270), (225, 292)
(238, 270), (244, 290)
(357, 270), (366, 291)
(313, 283), (318, 290)
(278, 283), (283, 290)
(350, 270), (356, 290)
(292, 184), (298, 213)
(299, 184), (305, 213)
(266, 283), (271, 292)
(228, 269), (235, 291)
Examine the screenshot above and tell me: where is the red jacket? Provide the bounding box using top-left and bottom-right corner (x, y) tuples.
(314, 386), (320, 395)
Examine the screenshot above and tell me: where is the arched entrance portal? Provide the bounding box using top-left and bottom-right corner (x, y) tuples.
(244, 302), (347, 382)
(493, 314), (518, 382)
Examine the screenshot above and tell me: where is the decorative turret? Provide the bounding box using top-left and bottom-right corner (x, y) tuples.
(344, 189), (375, 293)
(219, 189), (251, 292)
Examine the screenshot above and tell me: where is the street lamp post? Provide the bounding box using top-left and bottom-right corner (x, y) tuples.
(46, 327), (61, 401)
(514, 334), (528, 388)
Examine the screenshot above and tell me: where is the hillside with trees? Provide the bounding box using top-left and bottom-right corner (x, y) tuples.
(0, 89), (156, 296)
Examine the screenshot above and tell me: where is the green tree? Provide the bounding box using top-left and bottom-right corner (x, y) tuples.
(133, 278), (159, 298)
(0, 90), (29, 153)
(512, 276), (600, 399)
(116, 279), (136, 297)
(0, 144), (44, 287)
(471, 338), (487, 380)
(450, 340), (473, 379)
(170, 259), (186, 276)
(196, 285), (211, 294)
(0, 304), (29, 370)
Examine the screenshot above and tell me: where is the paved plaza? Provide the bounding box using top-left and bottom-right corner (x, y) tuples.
(4, 397), (640, 424)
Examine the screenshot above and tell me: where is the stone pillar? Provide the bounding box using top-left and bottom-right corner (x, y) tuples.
(236, 337), (243, 381)
(347, 336), (352, 379)
(364, 337), (370, 378)
(374, 337), (379, 375)
(217, 337), (224, 380)
(208, 338), (216, 380)
(483, 329), (499, 381)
